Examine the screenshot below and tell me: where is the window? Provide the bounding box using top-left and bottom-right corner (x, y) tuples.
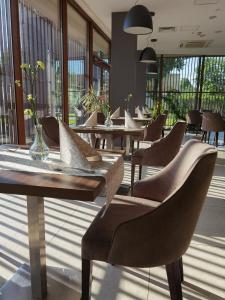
(92, 29), (110, 99)
(0, 0), (18, 144)
(93, 29), (110, 63)
(67, 4), (88, 125)
(19, 0), (62, 141)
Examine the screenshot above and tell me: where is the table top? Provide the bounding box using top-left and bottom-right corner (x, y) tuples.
(0, 170), (104, 201)
(0, 145), (121, 201)
(111, 117), (151, 121)
(73, 125), (144, 136)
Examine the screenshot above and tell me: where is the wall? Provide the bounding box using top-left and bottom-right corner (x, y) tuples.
(110, 12), (146, 115)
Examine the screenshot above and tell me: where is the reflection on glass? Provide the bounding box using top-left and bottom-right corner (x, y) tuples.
(93, 29), (110, 63)
(19, 0), (62, 142)
(68, 4), (88, 126)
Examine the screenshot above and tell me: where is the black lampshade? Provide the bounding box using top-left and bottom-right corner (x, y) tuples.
(147, 64), (158, 75)
(139, 47), (157, 63)
(123, 5), (153, 35)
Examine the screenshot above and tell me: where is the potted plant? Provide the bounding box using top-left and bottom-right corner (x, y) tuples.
(15, 61), (49, 160)
(81, 86), (111, 125)
(124, 93), (133, 112)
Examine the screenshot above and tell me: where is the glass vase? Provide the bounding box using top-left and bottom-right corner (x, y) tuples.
(29, 124), (49, 160)
(104, 113), (113, 127)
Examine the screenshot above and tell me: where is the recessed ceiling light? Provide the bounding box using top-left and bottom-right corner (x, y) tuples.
(214, 30), (222, 33)
(194, 0), (219, 5)
(151, 38), (157, 42)
(209, 15), (217, 19)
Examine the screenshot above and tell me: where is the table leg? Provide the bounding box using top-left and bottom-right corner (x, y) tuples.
(27, 196), (47, 299)
(125, 135), (131, 155)
(105, 134), (113, 149)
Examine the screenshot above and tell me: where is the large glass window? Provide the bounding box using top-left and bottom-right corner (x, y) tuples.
(0, 0), (18, 144)
(92, 29), (110, 100)
(201, 56), (225, 112)
(68, 4), (88, 125)
(19, 0), (62, 141)
(93, 29), (110, 63)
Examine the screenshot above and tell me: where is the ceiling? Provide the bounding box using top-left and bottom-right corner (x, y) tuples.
(76, 0), (225, 55)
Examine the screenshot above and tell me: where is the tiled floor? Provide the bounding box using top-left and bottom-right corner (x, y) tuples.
(0, 139), (224, 299)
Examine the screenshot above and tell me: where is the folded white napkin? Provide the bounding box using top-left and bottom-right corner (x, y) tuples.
(74, 107), (82, 117)
(59, 121), (101, 170)
(142, 107), (149, 114)
(135, 106), (139, 114)
(110, 107), (120, 119)
(137, 107), (145, 119)
(84, 111), (97, 126)
(125, 110), (141, 129)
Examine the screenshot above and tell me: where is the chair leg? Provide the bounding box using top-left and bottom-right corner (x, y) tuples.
(137, 141), (140, 149)
(166, 260), (183, 300)
(131, 163), (135, 195)
(102, 139), (105, 149)
(201, 131), (205, 142)
(139, 165), (142, 180)
(179, 257), (184, 282)
(215, 132), (219, 147)
(207, 131), (211, 144)
(120, 137), (123, 150)
(81, 259), (92, 300)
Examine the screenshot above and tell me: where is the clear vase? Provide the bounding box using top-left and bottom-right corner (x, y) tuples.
(29, 124), (49, 160)
(104, 114), (113, 127)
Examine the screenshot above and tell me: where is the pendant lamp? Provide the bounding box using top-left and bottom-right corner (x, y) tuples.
(139, 47), (157, 63)
(123, 5), (153, 35)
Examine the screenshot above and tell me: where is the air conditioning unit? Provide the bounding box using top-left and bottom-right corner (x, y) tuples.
(179, 40), (213, 48)
(159, 26), (176, 33)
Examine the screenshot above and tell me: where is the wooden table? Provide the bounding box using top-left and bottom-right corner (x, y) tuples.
(111, 117), (151, 126)
(0, 146), (122, 300)
(73, 125), (145, 155)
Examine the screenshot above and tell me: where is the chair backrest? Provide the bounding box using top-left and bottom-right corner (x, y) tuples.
(201, 112), (225, 132)
(142, 121), (187, 167)
(144, 114), (167, 141)
(187, 110), (202, 125)
(39, 116), (59, 147)
(109, 140), (217, 267)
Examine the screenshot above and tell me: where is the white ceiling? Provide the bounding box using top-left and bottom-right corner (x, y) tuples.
(76, 0), (225, 55)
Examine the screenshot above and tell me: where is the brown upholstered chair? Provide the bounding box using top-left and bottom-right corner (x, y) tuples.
(186, 110), (202, 133)
(143, 114), (167, 142)
(81, 140), (217, 300)
(201, 112), (225, 146)
(131, 121), (187, 192)
(39, 116), (59, 147)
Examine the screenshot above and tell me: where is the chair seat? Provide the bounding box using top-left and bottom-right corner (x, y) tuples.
(82, 195), (161, 261)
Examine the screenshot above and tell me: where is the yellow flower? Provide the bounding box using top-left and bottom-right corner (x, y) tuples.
(36, 60), (45, 70)
(27, 94), (33, 102)
(24, 109), (33, 116)
(15, 80), (21, 87)
(20, 63), (30, 69)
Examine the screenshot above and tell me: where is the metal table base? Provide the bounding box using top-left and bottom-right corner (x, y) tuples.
(0, 264), (81, 300)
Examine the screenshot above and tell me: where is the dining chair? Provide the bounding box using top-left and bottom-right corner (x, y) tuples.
(39, 116), (59, 147)
(131, 121), (187, 193)
(143, 114), (167, 142)
(201, 112), (225, 146)
(81, 139), (217, 300)
(186, 110), (202, 133)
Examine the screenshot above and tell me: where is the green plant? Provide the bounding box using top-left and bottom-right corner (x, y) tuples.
(151, 100), (164, 119)
(15, 60), (45, 125)
(124, 93), (133, 110)
(81, 86), (110, 117)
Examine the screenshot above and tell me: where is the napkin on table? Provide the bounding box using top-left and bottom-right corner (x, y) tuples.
(59, 120), (101, 170)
